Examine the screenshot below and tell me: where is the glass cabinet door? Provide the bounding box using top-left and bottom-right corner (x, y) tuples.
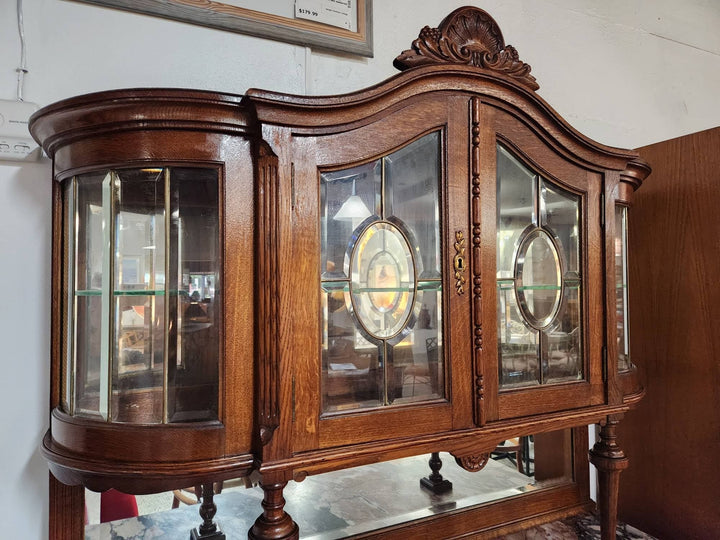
(496, 145), (583, 389)
(320, 132), (444, 414)
(62, 167), (220, 424)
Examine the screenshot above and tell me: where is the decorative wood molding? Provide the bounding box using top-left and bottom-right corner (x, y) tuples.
(453, 230), (467, 294)
(475, 374), (485, 424)
(394, 6), (539, 91)
(471, 96), (485, 426)
(256, 141), (281, 446)
(620, 158), (652, 192)
(452, 452), (490, 473)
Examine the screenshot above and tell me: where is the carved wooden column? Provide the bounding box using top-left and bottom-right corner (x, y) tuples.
(191, 483), (225, 540)
(420, 452), (453, 494)
(590, 417), (629, 540)
(249, 479), (299, 540)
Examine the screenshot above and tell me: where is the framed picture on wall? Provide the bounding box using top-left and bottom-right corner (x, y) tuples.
(73, 0), (373, 57)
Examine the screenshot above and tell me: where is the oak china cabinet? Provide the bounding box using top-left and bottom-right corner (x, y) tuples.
(30, 7), (650, 540)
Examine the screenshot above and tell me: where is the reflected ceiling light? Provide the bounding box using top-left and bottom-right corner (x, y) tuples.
(333, 178), (371, 221)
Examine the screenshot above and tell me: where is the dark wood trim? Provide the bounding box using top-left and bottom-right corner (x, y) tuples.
(49, 472), (84, 540)
(43, 431), (253, 495)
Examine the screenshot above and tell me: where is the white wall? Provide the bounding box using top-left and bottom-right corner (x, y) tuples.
(1, 1), (718, 537)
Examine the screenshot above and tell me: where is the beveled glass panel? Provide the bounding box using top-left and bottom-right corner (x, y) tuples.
(321, 132), (443, 414)
(540, 179), (580, 274)
(498, 279), (541, 387)
(391, 284), (444, 404)
(384, 132), (441, 279)
(497, 145), (536, 279)
(74, 172), (108, 418)
(322, 283), (383, 413)
(350, 222), (415, 339)
(544, 284), (582, 383)
(516, 230), (562, 329)
(321, 161), (381, 280)
(168, 168), (220, 422)
(62, 178), (74, 413)
(615, 205), (632, 371)
(74, 295), (103, 417)
(112, 169), (165, 423)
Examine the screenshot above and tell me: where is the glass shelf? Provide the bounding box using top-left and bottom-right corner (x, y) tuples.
(76, 289), (171, 297)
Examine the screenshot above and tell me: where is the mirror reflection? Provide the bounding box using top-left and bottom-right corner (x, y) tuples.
(85, 429), (575, 539)
(615, 205), (633, 372)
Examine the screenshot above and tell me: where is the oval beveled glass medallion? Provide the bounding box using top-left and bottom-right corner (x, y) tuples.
(515, 229), (562, 329)
(350, 222), (415, 339)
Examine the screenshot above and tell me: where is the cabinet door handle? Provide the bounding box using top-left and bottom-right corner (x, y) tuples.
(454, 230), (467, 294)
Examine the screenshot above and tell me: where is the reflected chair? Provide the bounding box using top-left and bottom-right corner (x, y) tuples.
(492, 436), (526, 474)
(100, 489), (138, 523)
(172, 477), (254, 509)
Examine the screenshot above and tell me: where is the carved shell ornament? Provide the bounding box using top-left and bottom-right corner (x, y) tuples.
(453, 453), (491, 473)
(394, 6), (539, 91)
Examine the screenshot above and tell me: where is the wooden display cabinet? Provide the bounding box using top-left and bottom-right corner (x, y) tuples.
(31, 7), (650, 539)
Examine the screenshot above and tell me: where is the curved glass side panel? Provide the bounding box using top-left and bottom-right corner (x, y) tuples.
(497, 144), (583, 389)
(73, 172), (109, 419)
(62, 167), (220, 424)
(615, 205), (633, 372)
(321, 132), (443, 414)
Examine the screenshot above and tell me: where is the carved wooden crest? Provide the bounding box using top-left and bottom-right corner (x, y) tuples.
(394, 6), (539, 91)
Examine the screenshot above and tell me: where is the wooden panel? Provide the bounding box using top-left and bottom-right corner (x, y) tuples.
(618, 126), (720, 538)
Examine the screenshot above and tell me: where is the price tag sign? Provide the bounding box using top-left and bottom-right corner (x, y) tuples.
(295, 0), (355, 31)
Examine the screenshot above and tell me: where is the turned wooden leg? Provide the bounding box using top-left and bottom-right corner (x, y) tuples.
(420, 452), (453, 494)
(248, 480), (299, 540)
(589, 418), (629, 540)
(191, 483), (225, 540)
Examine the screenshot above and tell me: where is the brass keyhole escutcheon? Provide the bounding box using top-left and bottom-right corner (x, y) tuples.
(453, 230), (467, 294)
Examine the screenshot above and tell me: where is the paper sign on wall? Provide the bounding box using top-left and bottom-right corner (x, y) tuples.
(295, 0), (355, 31)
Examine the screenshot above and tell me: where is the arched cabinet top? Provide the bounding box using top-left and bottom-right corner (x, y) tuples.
(29, 88), (253, 160)
(244, 6), (643, 175)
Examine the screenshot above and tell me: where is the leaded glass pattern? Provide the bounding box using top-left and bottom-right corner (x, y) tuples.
(497, 144), (583, 388)
(321, 132), (444, 413)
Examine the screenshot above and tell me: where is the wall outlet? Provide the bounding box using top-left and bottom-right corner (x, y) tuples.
(0, 99), (40, 161)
